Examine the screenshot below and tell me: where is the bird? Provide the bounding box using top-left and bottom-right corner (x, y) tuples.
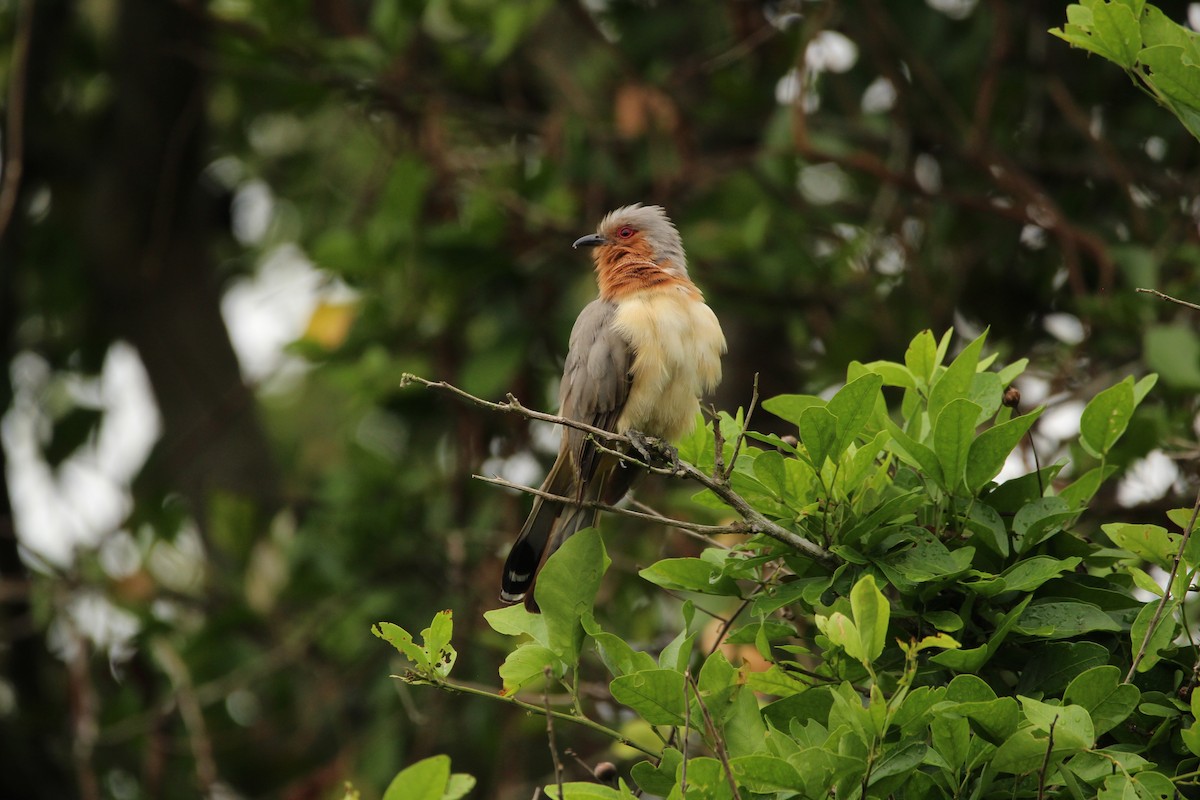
(500, 204), (726, 611)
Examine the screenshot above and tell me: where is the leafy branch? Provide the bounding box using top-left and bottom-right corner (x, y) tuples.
(400, 373), (839, 568)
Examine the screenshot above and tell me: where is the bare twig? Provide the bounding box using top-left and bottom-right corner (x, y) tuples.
(0, 0), (33, 246)
(405, 375), (839, 568)
(402, 374), (626, 444)
(680, 671), (691, 795)
(152, 638), (217, 793)
(712, 411), (727, 483)
(724, 374), (760, 481)
(426, 674), (660, 758)
(628, 499), (733, 550)
(477, 474), (745, 539)
(687, 673), (742, 800)
(543, 667), (565, 798)
(1036, 715), (1057, 800)
(1136, 288), (1200, 312)
(1126, 485), (1200, 682)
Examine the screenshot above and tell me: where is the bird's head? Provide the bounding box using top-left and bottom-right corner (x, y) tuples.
(573, 204), (689, 278)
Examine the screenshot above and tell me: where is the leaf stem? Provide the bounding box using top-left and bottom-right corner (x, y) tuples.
(416, 674), (660, 758)
(1126, 484), (1200, 682)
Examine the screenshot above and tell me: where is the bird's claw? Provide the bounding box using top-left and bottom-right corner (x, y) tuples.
(627, 430), (683, 475)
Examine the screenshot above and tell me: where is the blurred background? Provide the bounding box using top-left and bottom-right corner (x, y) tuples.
(1, 0), (1198, 798)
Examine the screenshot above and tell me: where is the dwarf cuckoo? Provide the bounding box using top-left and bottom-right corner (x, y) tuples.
(500, 205), (726, 611)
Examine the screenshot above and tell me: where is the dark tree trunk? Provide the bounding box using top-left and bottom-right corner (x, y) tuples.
(84, 0), (281, 528)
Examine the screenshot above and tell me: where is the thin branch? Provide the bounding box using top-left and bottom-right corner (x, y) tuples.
(422, 674), (660, 758)
(724, 374), (760, 481)
(402, 374), (625, 444)
(1036, 715), (1057, 800)
(711, 410), (727, 483)
(628, 499), (733, 550)
(404, 375), (840, 568)
(477, 474), (745, 538)
(680, 671), (691, 796)
(544, 667), (565, 798)
(1126, 484), (1200, 682)
(152, 638), (217, 794)
(1136, 288), (1200, 312)
(687, 673), (742, 800)
(0, 0), (33, 246)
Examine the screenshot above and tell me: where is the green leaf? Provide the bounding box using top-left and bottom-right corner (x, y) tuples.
(938, 697), (1019, 746)
(1129, 599), (1179, 673)
(883, 420), (943, 486)
(868, 741), (927, 785)
(1019, 697), (1095, 750)
(639, 558), (742, 597)
(850, 574), (889, 664)
(383, 755), (451, 800)
(483, 604), (550, 648)
(1058, 465), (1118, 509)
(442, 772), (476, 800)
(965, 408), (1042, 493)
(753, 449), (787, 498)
(630, 748), (681, 796)
(729, 755), (805, 792)
(970, 555), (1082, 598)
(840, 491), (923, 548)
(1012, 496), (1074, 553)
(904, 330), (939, 387)
(967, 371), (1003, 424)
(931, 596), (1030, 673)
(1102, 522), (1179, 569)
(745, 664), (809, 698)
(997, 357), (1029, 386)
(799, 405), (838, 468)
(932, 398), (982, 493)
(828, 373), (884, 458)
(659, 602), (697, 673)
(423, 610), (456, 677)
(583, 613), (657, 677)
(498, 644), (560, 695)
(860, 359), (915, 389)
(1051, 0), (1142, 68)
(1064, 665), (1140, 735)
(610, 669), (688, 725)
(991, 728), (1052, 775)
(544, 782), (636, 800)
(1016, 601), (1121, 639)
(1079, 377), (1135, 458)
(957, 500), (1009, 557)
(536, 529), (611, 666)
(817, 612), (863, 662)
(928, 330), (988, 425)
(373, 622), (431, 672)
(1016, 641), (1108, 697)
(877, 529), (970, 589)
(762, 393), (824, 428)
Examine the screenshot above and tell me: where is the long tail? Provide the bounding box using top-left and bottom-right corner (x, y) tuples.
(499, 455), (572, 605)
(500, 456), (641, 612)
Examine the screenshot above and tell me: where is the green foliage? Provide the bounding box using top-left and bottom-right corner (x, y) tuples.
(1053, 1), (1200, 140)
(379, 330), (1200, 798)
(381, 755), (475, 800)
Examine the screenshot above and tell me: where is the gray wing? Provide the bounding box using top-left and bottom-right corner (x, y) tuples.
(557, 299), (633, 489)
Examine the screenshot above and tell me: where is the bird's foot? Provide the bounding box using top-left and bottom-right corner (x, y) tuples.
(626, 430), (682, 475)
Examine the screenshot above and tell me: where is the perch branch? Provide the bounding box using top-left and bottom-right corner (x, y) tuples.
(476, 475), (745, 538)
(405, 374), (839, 568)
(1136, 288), (1200, 312)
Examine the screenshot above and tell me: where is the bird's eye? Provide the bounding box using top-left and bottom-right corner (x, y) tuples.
(618, 226), (634, 239)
